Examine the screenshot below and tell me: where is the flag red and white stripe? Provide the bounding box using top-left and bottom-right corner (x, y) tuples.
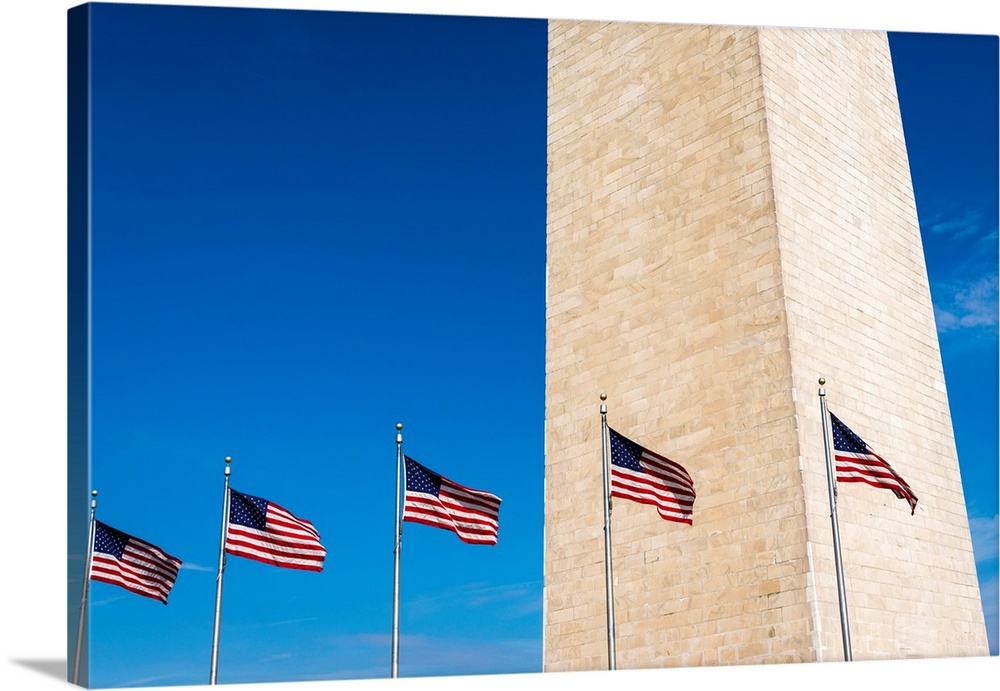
(90, 520), (182, 604)
(403, 456), (501, 545)
(609, 427), (695, 524)
(830, 413), (918, 514)
(225, 488), (326, 571)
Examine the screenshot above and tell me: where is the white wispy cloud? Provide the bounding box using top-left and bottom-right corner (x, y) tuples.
(178, 561), (215, 572)
(970, 514), (1000, 565)
(119, 672), (186, 687)
(406, 580), (542, 620)
(452, 580), (541, 610)
(89, 594), (130, 608)
(347, 632), (391, 647)
(261, 616), (323, 628)
(919, 201), (998, 337)
(934, 274), (998, 334)
(323, 631), (540, 677)
(925, 207), (987, 241)
(393, 632), (540, 676)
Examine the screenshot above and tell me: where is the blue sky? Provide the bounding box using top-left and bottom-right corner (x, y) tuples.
(80, 5), (546, 686)
(0, 3), (996, 691)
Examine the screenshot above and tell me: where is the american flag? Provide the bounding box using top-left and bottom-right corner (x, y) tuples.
(830, 413), (918, 514)
(402, 456), (501, 545)
(90, 520), (182, 604)
(225, 488), (326, 571)
(609, 427), (695, 524)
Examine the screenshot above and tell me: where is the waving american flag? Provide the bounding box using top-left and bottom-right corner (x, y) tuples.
(403, 456), (501, 545)
(90, 520), (182, 604)
(225, 488), (326, 571)
(608, 427), (695, 525)
(830, 413), (918, 514)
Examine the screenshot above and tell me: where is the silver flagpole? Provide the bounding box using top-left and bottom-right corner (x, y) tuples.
(599, 394), (617, 670)
(72, 489), (98, 686)
(391, 423), (403, 678)
(818, 379), (853, 662)
(209, 457), (233, 685)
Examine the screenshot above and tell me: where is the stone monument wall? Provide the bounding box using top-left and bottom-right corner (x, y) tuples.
(544, 20), (987, 671)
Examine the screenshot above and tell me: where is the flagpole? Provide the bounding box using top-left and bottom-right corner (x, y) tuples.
(72, 489), (98, 686)
(391, 423), (403, 679)
(209, 457), (232, 685)
(599, 393), (617, 670)
(818, 379), (853, 662)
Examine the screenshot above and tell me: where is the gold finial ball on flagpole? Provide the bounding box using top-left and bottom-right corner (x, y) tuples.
(396, 423), (403, 431)
(600, 393), (607, 401)
(818, 378), (826, 386)
(91, 490), (98, 497)
(224, 456), (232, 464)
